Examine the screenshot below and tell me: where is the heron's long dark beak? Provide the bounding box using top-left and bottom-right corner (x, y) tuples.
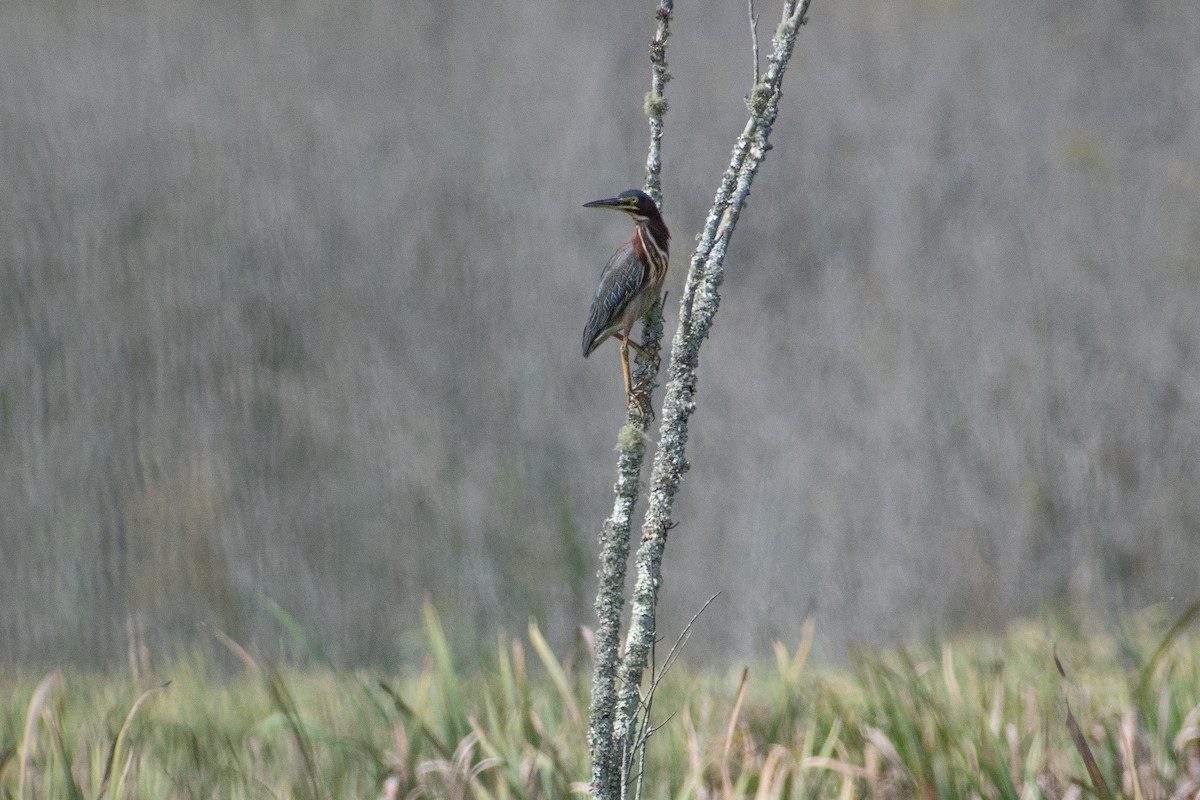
(583, 196), (627, 210)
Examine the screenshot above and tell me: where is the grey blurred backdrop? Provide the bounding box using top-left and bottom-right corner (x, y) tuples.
(2, 0), (1199, 667)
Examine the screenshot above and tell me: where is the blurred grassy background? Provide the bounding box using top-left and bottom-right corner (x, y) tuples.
(2, 0), (1199, 667)
(4, 608), (1199, 797)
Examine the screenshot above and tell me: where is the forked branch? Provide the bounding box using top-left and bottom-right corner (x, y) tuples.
(588, 1), (812, 798)
(610, 0), (812, 787)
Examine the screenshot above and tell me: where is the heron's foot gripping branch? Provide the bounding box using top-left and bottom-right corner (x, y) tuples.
(629, 383), (656, 420)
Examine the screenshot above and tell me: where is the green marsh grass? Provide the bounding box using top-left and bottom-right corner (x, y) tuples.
(2, 604), (1199, 798)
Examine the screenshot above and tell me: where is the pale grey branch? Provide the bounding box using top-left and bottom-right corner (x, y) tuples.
(610, 0), (812, 785)
(587, 3), (674, 800)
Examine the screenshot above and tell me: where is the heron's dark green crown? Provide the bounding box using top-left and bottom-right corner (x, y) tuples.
(583, 189), (665, 227)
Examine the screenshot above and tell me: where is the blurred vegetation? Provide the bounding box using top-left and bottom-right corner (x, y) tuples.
(3, 606), (1200, 798)
(2, 0), (1200, 666)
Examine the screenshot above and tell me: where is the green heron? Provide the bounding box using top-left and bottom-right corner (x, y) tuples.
(582, 189), (670, 413)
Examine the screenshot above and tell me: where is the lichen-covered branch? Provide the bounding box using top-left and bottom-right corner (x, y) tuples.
(587, 3), (674, 800)
(643, 2), (673, 208)
(611, 0), (813, 778)
(585, 425), (647, 799)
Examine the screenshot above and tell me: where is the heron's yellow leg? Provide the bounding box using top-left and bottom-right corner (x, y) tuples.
(613, 333), (660, 371)
(620, 339), (654, 417)
(619, 337), (633, 406)
(614, 334), (649, 360)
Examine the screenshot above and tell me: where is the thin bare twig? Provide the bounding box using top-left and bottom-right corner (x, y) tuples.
(748, 0), (761, 86)
(620, 592), (721, 794)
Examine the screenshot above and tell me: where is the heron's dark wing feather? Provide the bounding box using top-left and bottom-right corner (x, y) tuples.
(582, 241), (644, 357)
